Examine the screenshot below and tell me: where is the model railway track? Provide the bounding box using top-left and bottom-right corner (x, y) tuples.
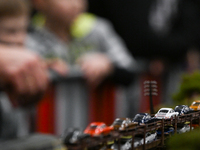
(65, 111), (200, 150)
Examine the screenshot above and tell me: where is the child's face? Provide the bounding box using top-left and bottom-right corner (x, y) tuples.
(0, 15), (29, 46)
(41, 0), (87, 25)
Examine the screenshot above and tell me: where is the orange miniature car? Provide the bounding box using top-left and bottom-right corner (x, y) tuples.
(189, 100), (200, 111)
(84, 122), (113, 137)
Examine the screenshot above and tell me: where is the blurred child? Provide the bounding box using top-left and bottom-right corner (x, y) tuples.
(0, 0), (31, 140)
(27, 0), (137, 134)
(0, 0), (30, 46)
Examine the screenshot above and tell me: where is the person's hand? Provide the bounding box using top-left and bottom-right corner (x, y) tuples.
(78, 53), (113, 87)
(46, 58), (69, 76)
(0, 46), (49, 106)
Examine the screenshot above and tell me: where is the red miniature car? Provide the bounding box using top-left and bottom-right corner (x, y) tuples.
(84, 122), (113, 137)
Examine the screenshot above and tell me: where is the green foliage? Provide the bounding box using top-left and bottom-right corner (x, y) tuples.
(172, 71), (200, 104)
(167, 128), (200, 150)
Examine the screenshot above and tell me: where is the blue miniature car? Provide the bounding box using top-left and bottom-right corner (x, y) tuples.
(132, 113), (152, 125)
(157, 126), (174, 136)
(174, 105), (192, 115)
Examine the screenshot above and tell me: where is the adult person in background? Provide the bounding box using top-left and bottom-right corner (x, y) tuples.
(88, 0), (200, 115)
(27, 0), (137, 134)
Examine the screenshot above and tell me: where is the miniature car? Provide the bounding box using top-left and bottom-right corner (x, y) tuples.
(157, 126), (174, 136)
(154, 108), (179, 119)
(123, 132), (157, 149)
(110, 118), (137, 131)
(62, 128), (90, 145)
(177, 123), (194, 134)
(110, 138), (131, 150)
(189, 100), (200, 111)
(132, 113), (152, 125)
(84, 122), (113, 137)
(111, 137), (141, 149)
(174, 105), (192, 115)
(140, 132), (157, 145)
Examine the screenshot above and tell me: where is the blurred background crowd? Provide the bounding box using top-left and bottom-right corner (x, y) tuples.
(0, 0), (200, 147)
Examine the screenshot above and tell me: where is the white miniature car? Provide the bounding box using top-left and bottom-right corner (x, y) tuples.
(177, 124), (194, 134)
(140, 132), (157, 144)
(122, 132), (157, 149)
(154, 108), (179, 119)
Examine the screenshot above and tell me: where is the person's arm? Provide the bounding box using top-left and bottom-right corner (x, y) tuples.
(78, 53), (113, 87)
(0, 46), (49, 106)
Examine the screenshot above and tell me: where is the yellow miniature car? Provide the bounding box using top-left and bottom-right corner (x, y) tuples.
(189, 100), (200, 111)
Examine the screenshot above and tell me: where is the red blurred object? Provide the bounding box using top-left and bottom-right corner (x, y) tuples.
(36, 85), (55, 134)
(84, 122), (113, 137)
(191, 124), (199, 129)
(35, 82), (116, 135)
(89, 83), (116, 125)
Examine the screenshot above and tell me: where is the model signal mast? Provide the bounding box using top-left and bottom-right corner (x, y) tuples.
(144, 80), (158, 114)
